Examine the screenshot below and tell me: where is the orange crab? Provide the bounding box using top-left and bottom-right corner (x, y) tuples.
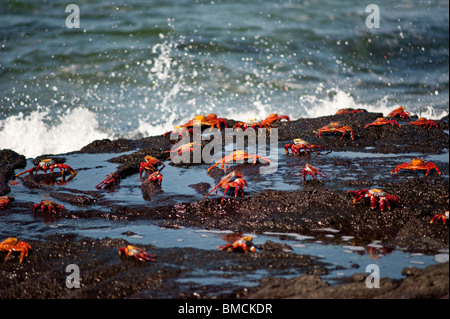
(430, 211), (449, 224)
(0, 237), (32, 263)
(302, 163), (328, 184)
(205, 171), (248, 202)
(32, 200), (65, 214)
(217, 236), (256, 253)
(408, 117), (438, 129)
(348, 188), (402, 211)
(16, 158), (77, 177)
(182, 114), (227, 131)
(234, 113), (289, 131)
(119, 245), (156, 262)
(96, 172), (120, 189)
(207, 150), (270, 173)
(316, 122), (354, 140)
(284, 138), (327, 155)
(0, 195), (13, 208)
(364, 117), (401, 128)
(388, 106), (411, 119)
(139, 155), (165, 177)
(141, 170), (163, 186)
(390, 158), (441, 176)
(336, 108), (367, 114)
(166, 142), (199, 159)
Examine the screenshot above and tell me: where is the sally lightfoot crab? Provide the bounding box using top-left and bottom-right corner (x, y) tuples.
(408, 118), (438, 129)
(96, 173), (120, 189)
(430, 211), (449, 224)
(16, 159), (77, 177)
(217, 236), (256, 253)
(207, 150), (270, 173)
(32, 200), (65, 214)
(390, 158), (441, 176)
(119, 245), (156, 262)
(302, 163), (328, 184)
(141, 170), (163, 187)
(364, 117), (401, 128)
(0, 237), (32, 263)
(388, 106), (411, 119)
(205, 171), (248, 202)
(316, 122), (354, 140)
(139, 155), (165, 177)
(284, 138), (328, 155)
(348, 188), (402, 211)
(0, 195), (13, 208)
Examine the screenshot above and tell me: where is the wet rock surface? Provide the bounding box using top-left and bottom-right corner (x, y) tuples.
(0, 112), (448, 299)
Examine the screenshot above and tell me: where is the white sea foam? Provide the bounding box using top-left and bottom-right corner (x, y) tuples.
(0, 107), (110, 158)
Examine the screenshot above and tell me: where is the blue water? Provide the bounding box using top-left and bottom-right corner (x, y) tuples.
(0, 0), (448, 158)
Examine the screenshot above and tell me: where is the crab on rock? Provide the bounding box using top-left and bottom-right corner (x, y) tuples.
(32, 200), (65, 214)
(335, 108), (367, 114)
(139, 155), (165, 177)
(302, 163), (329, 184)
(284, 138), (326, 155)
(16, 158), (77, 177)
(166, 142), (199, 159)
(234, 113), (289, 131)
(119, 245), (156, 262)
(141, 170), (163, 186)
(205, 171), (248, 202)
(207, 150), (270, 173)
(0, 237), (32, 263)
(430, 211), (449, 224)
(96, 172), (120, 189)
(364, 117), (401, 128)
(408, 117), (438, 129)
(0, 195), (13, 209)
(348, 188), (402, 211)
(390, 158), (441, 176)
(316, 122), (354, 140)
(217, 236), (256, 253)
(388, 106), (411, 119)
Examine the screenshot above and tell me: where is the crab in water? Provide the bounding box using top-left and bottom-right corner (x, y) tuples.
(408, 117), (438, 129)
(32, 200), (65, 214)
(348, 188), (402, 211)
(139, 155), (165, 177)
(390, 158), (441, 176)
(284, 138), (327, 155)
(16, 158), (77, 177)
(316, 122), (354, 140)
(119, 245), (156, 262)
(430, 211), (449, 224)
(217, 236), (256, 253)
(335, 108), (367, 114)
(234, 114), (289, 131)
(0, 195), (13, 209)
(302, 163), (329, 184)
(166, 142), (199, 159)
(207, 150), (270, 173)
(388, 106), (411, 119)
(364, 117), (401, 128)
(96, 172), (120, 189)
(141, 170), (163, 186)
(0, 237), (32, 263)
(205, 171), (248, 202)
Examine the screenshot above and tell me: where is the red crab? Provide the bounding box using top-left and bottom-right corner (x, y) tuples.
(316, 122), (354, 140)
(207, 150), (270, 173)
(16, 158), (77, 177)
(348, 188), (402, 211)
(234, 113), (289, 131)
(390, 158), (441, 176)
(430, 211), (449, 224)
(408, 117), (438, 128)
(284, 138), (326, 155)
(302, 163), (328, 184)
(0, 195), (13, 209)
(139, 155), (165, 177)
(119, 245), (156, 262)
(364, 117), (401, 128)
(166, 142), (199, 159)
(96, 172), (120, 189)
(217, 236), (256, 253)
(388, 106), (411, 119)
(32, 200), (65, 214)
(0, 237), (32, 263)
(336, 108), (367, 114)
(205, 171), (248, 202)
(180, 114), (227, 131)
(142, 170), (163, 186)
